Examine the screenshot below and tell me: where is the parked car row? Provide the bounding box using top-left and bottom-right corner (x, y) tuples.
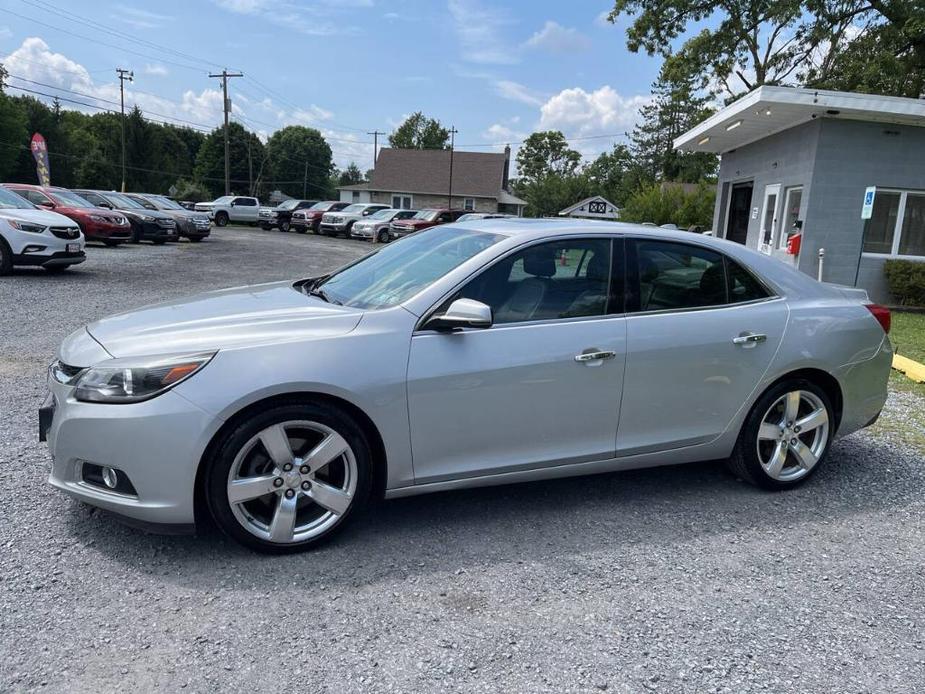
(0, 183), (212, 275)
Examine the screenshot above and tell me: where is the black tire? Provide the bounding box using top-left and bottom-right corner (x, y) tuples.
(130, 224), (141, 243)
(43, 264), (70, 274)
(189, 236), (204, 243)
(343, 222), (355, 238)
(259, 223), (272, 231)
(215, 212), (229, 227)
(279, 220), (290, 232)
(377, 229), (390, 244)
(295, 227), (307, 234)
(152, 238), (167, 245)
(0, 238), (13, 275)
(204, 401), (373, 554)
(727, 378), (834, 490)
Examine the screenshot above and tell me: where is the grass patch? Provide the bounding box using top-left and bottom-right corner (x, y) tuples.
(889, 311), (925, 399)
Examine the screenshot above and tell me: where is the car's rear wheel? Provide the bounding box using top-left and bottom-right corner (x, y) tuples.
(728, 379), (834, 490)
(205, 402), (372, 553)
(215, 212), (229, 227)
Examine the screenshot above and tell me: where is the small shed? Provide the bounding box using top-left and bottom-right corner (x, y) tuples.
(675, 86), (925, 303)
(558, 196), (620, 220)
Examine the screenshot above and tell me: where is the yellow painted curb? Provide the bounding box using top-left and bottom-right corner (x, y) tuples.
(893, 354), (925, 383)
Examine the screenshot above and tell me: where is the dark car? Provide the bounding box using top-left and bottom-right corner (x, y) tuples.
(125, 193), (211, 242)
(389, 209), (470, 240)
(290, 200), (349, 234)
(74, 190), (178, 244)
(260, 199), (318, 232)
(3, 184), (133, 246)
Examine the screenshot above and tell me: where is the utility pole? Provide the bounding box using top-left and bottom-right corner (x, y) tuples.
(447, 126), (458, 209)
(208, 69), (244, 195)
(116, 68), (133, 192)
(367, 130), (385, 165)
(303, 160), (308, 199)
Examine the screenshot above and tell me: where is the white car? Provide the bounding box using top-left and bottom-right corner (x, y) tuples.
(350, 208), (417, 243)
(41, 220), (892, 553)
(0, 187), (85, 275)
(195, 196), (260, 227)
(319, 203), (390, 237)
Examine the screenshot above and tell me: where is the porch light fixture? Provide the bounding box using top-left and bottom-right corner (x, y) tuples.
(698, 136), (710, 145)
(726, 120), (743, 131)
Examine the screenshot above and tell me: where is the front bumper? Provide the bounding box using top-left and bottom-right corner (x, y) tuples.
(350, 226), (376, 239)
(13, 250), (86, 267)
(139, 221), (179, 241)
(84, 223), (133, 242)
(43, 376), (217, 526)
(320, 222), (350, 234)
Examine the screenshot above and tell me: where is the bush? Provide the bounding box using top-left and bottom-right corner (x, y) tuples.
(619, 181), (716, 229)
(884, 260), (925, 307)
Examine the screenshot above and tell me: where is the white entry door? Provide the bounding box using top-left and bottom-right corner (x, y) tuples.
(758, 184), (780, 254)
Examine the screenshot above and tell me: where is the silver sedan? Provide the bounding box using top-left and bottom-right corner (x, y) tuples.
(41, 220), (892, 552)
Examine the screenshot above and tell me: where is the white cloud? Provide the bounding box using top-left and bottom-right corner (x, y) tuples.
(447, 0), (518, 64)
(211, 0), (359, 35)
(144, 63), (169, 77)
(481, 122), (526, 143)
(112, 5), (174, 29)
(493, 79), (544, 107)
(525, 21), (590, 53)
(0, 26), (12, 39)
(538, 85), (648, 138)
(594, 10), (613, 28)
(291, 105), (334, 124)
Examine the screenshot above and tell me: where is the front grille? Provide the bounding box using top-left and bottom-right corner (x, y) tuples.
(50, 226), (80, 240)
(50, 360), (83, 384)
(156, 218), (175, 228)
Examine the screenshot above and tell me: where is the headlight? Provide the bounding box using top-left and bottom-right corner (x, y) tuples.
(8, 219), (46, 233)
(140, 215), (155, 222)
(74, 352), (215, 403)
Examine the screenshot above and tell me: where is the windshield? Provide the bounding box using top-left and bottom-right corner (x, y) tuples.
(412, 210), (439, 221)
(341, 204), (367, 214)
(151, 195), (184, 210)
(316, 227), (502, 309)
(0, 188), (35, 209)
(51, 189), (95, 208)
(369, 208), (396, 220)
(309, 201), (334, 211)
(277, 200), (301, 210)
(103, 192), (144, 209)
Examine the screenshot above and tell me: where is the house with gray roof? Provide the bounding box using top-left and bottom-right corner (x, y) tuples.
(338, 146), (527, 216)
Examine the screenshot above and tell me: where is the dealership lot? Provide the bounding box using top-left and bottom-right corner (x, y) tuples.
(2, 227), (924, 692)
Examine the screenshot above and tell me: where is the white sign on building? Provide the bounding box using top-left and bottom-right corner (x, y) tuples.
(558, 196), (620, 220)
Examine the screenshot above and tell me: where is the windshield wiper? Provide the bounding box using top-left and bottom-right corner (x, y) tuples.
(308, 285), (341, 305)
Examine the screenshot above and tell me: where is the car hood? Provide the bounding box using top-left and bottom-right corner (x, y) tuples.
(394, 219), (432, 228)
(116, 207), (174, 220)
(82, 281), (364, 359)
(0, 208), (77, 226)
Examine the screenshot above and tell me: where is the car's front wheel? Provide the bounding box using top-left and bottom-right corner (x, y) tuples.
(214, 212), (229, 227)
(0, 238), (13, 275)
(205, 402), (372, 553)
(727, 379), (834, 490)
(377, 229), (389, 244)
(279, 221), (290, 232)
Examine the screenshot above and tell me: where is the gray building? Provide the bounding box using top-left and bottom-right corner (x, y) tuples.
(675, 86), (925, 303)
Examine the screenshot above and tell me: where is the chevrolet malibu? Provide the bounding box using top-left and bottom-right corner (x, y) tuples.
(41, 220), (892, 553)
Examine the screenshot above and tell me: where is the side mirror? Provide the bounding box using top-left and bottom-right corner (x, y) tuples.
(38, 200), (55, 208)
(98, 202), (113, 209)
(424, 299), (492, 331)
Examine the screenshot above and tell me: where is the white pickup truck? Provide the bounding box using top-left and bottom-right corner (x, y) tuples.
(194, 196), (260, 227)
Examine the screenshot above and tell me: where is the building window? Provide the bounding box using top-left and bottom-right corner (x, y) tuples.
(391, 195), (412, 209)
(463, 198), (475, 211)
(352, 191), (360, 202)
(778, 186), (803, 249)
(861, 190), (925, 256)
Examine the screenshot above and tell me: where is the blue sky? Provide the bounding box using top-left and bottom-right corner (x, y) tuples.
(0, 0), (666, 169)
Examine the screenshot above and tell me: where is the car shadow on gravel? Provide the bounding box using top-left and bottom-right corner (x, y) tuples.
(69, 433), (922, 588)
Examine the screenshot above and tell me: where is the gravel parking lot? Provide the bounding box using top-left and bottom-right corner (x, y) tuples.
(2, 227), (924, 693)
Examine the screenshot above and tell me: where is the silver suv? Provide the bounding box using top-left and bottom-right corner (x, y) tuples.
(319, 203), (389, 237)
(350, 208), (417, 243)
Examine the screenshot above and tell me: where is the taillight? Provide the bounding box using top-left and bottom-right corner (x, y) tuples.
(865, 304), (891, 334)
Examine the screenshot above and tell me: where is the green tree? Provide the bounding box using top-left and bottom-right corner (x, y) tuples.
(0, 93), (27, 181)
(583, 144), (646, 208)
(607, 1), (925, 98)
(515, 131), (581, 183)
(512, 171), (592, 219)
(619, 182), (716, 228)
(194, 122), (265, 198)
(630, 66), (718, 182)
(388, 112), (450, 149)
(338, 162), (364, 186)
(265, 125), (333, 199)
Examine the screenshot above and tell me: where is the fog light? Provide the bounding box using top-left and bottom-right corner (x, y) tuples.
(101, 466), (118, 489)
(23, 245), (46, 253)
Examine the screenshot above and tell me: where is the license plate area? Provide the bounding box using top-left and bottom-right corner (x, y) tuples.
(66, 243), (80, 253)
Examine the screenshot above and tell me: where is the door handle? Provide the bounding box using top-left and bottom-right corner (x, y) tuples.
(732, 333), (767, 345)
(574, 350), (617, 362)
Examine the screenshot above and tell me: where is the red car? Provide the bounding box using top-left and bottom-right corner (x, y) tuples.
(290, 200), (349, 234)
(3, 184), (133, 246)
(388, 209), (470, 240)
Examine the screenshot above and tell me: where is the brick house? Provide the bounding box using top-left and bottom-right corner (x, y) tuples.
(338, 146), (526, 215)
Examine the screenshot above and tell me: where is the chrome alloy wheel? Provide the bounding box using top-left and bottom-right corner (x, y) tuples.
(756, 390), (830, 482)
(227, 420), (357, 544)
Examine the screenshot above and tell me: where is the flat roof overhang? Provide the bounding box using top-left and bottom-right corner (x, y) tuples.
(675, 86), (925, 154)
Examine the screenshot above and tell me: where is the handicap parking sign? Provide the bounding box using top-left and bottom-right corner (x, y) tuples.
(861, 186), (876, 220)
